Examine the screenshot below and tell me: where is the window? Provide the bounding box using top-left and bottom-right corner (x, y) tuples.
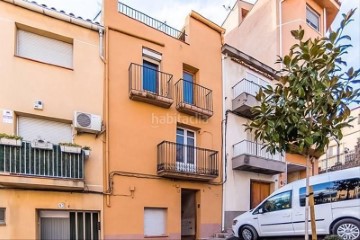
(142, 48), (161, 94)
(306, 6), (320, 31)
(40, 211), (99, 240)
(18, 116), (72, 144)
(144, 208), (167, 237)
(299, 178), (360, 206)
(16, 28), (73, 68)
(176, 128), (195, 169)
(259, 191), (292, 213)
(0, 208), (5, 225)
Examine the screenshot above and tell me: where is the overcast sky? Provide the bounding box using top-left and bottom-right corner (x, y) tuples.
(35, 0), (359, 106)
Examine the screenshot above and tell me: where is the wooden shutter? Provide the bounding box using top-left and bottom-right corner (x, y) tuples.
(17, 29), (73, 68)
(18, 116), (72, 144)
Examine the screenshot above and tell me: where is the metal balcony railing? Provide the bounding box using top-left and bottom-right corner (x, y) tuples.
(233, 140), (284, 162)
(0, 141), (84, 179)
(319, 151), (359, 173)
(157, 141), (218, 178)
(232, 78), (269, 99)
(175, 79), (213, 115)
(118, 2), (187, 42)
(129, 63), (173, 99)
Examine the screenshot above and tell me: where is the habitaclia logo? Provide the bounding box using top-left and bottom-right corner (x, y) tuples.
(151, 113), (208, 127)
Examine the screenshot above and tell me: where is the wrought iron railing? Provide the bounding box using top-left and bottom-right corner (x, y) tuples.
(129, 63), (173, 99)
(319, 151), (358, 173)
(157, 141), (218, 177)
(0, 141), (84, 179)
(232, 78), (269, 99)
(118, 2), (187, 42)
(175, 79), (213, 113)
(233, 140), (284, 162)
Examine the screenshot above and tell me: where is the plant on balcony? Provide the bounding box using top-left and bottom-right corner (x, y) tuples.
(59, 142), (82, 154)
(246, 10), (359, 240)
(0, 133), (22, 146)
(82, 146), (91, 159)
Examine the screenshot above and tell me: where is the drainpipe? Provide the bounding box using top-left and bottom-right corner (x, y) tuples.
(323, 8), (327, 36)
(221, 53), (228, 232)
(99, 29), (105, 63)
(279, 0), (286, 69)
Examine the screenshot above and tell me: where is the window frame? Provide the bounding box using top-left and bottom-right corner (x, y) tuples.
(0, 208), (5, 225)
(144, 207), (167, 237)
(253, 190), (292, 214)
(15, 24), (73, 69)
(306, 5), (320, 32)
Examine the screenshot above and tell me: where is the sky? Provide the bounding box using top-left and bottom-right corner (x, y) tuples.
(35, 0), (359, 106)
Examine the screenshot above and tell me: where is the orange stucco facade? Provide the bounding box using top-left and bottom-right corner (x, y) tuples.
(102, 1), (224, 239)
(0, 1), (104, 239)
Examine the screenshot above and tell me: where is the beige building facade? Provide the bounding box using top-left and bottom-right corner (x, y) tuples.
(0, 1), (104, 239)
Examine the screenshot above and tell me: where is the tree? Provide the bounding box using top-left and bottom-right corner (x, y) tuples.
(246, 9), (360, 240)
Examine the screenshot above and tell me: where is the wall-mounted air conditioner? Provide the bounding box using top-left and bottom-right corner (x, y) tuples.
(73, 111), (102, 134)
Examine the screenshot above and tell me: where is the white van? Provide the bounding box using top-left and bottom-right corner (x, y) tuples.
(232, 167), (360, 240)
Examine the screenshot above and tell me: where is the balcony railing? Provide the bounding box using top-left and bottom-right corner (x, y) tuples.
(118, 2), (187, 42)
(0, 141), (84, 179)
(129, 63), (173, 108)
(233, 140), (284, 161)
(175, 79), (213, 118)
(233, 78), (268, 99)
(319, 151), (359, 173)
(157, 141), (218, 180)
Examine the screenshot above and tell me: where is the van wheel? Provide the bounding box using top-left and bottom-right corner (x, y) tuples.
(239, 225), (258, 240)
(333, 219), (360, 240)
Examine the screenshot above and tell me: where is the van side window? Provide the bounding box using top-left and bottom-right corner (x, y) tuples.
(299, 178), (360, 207)
(260, 190), (292, 213)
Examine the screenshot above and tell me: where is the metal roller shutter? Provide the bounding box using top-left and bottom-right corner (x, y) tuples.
(17, 29), (73, 68)
(18, 116), (72, 144)
(144, 208), (166, 236)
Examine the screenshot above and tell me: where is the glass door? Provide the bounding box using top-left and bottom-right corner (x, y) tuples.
(143, 60), (158, 93)
(176, 128), (196, 172)
(183, 72), (194, 104)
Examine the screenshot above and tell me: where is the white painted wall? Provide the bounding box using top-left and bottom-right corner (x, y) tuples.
(222, 55), (279, 213)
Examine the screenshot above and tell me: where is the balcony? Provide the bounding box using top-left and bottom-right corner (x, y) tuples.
(232, 140), (286, 175)
(232, 79), (268, 118)
(118, 2), (187, 42)
(157, 141), (218, 181)
(175, 79), (213, 119)
(319, 151), (359, 173)
(129, 63), (173, 108)
(0, 141), (85, 190)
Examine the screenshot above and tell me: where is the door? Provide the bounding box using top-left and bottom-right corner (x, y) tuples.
(143, 60), (158, 93)
(176, 128), (195, 172)
(181, 189), (197, 240)
(251, 181), (271, 209)
(256, 190), (294, 236)
(183, 72), (194, 104)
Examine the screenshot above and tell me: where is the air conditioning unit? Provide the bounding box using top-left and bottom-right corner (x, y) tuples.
(73, 111), (102, 134)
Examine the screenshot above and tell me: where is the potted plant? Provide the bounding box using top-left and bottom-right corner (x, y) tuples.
(82, 146), (91, 159)
(0, 133), (22, 147)
(59, 142), (82, 154)
(31, 138), (53, 150)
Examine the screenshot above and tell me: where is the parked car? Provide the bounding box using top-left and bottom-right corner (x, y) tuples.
(232, 167), (360, 240)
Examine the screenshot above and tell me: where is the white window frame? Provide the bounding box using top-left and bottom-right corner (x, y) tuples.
(176, 127), (196, 171)
(306, 5), (320, 32)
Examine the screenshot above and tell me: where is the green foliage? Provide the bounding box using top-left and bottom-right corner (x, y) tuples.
(59, 142), (82, 148)
(324, 235), (343, 240)
(0, 133), (23, 140)
(82, 146), (91, 150)
(246, 9), (360, 157)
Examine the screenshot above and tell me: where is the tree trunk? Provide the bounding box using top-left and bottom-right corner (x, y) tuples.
(305, 155), (310, 240)
(309, 185), (317, 240)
